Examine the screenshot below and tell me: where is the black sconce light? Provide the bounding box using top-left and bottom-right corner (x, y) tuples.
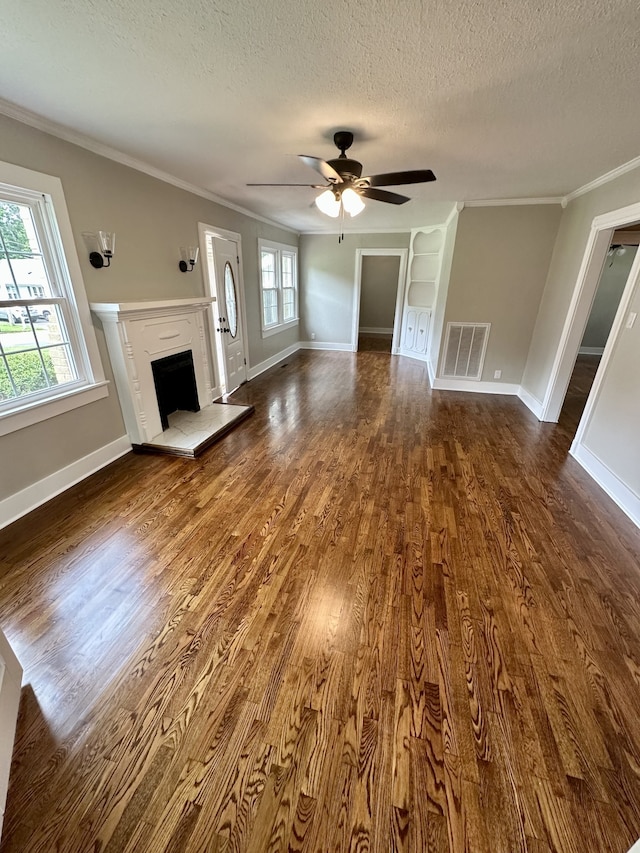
(87, 231), (116, 269)
(179, 246), (199, 272)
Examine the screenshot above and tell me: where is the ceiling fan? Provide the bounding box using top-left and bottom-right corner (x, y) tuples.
(248, 131), (436, 221)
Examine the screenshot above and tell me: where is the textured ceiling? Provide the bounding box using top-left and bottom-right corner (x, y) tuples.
(1, 0), (640, 232)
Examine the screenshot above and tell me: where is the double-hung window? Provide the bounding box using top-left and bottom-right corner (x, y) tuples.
(0, 161), (107, 436)
(259, 239), (298, 336)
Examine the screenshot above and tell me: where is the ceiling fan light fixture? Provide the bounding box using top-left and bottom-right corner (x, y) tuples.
(315, 189), (340, 217)
(341, 188), (365, 217)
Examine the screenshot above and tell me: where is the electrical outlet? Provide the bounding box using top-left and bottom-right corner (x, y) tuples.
(626, 312), (637, 329)
(311, 332), (316, 340)
(494, 369), (502, 379)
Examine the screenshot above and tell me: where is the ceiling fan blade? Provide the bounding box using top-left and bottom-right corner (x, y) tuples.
(299, 155), (343, 183)
(364, 169), (436, 187)
(247, 183), (322, 187)
(359, 187), (411, 205)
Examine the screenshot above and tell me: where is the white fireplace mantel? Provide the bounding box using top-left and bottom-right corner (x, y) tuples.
(91, 298), (218, 445)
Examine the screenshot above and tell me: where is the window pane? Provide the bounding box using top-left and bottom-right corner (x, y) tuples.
(0, 301), (76, 402)
(23, 303), (56, 328)
(1, 318), (39, 353)
(283, 288), (295, 321)
(0, 200), (38, 256)
(261, 250), (276, 285)
(42, 344), (77, 386)
(0, 358), (17, 401)
(0, 254), (52, 300)
(4, 350), (50, 396)
(224, 262), (238, 339)
(282, 254), (294, 289)
(263, 289), (278, 326)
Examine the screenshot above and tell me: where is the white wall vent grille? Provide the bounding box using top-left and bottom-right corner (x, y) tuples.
(442, 322), (490, 380)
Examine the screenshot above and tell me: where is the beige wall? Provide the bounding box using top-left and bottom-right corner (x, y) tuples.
(299, 233), (410, 344)
(440, 205), (562, 384)
(359, 256), (400, 330)
(0, 113), (297, 504)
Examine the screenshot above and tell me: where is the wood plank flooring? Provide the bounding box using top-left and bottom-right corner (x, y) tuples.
(358, 333), (393, 353)
(1, 349), (640, 852)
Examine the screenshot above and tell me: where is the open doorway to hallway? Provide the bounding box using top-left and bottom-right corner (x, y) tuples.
(357, 254), (401, 353)
(559, 224), (640, 435)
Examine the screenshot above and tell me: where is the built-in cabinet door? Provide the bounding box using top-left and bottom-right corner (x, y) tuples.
(402, 309), (430, 356)
(403, 310), (417, 350)
(414, 311), (430, 354)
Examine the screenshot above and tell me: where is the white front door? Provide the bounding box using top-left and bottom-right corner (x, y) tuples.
(212, 236), (247, 392)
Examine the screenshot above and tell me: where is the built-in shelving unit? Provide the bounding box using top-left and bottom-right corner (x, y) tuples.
(400, 226), (445, 359)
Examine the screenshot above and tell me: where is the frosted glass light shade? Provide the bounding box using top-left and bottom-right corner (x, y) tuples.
(315, 190), (340, 217)
(341, 188), (365, 216)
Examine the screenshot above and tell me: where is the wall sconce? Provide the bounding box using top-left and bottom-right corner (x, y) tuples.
(179, 246), (199, 272)
(88, 231), (116, 269)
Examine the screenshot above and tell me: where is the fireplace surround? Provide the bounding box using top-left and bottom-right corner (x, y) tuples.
(91, 298), (217, 446)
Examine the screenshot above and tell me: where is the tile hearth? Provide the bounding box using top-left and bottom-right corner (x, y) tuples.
(135, 402), (254, 457)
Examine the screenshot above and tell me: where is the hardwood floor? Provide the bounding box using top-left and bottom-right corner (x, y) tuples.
(1, 349), (640, 852)
(558, 353), (601, 436)
(358, 332), (393, 353)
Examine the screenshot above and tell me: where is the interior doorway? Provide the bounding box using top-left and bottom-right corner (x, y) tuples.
(351, 249), (408, 353)
(558, 226), (640, 435)
(541, 201), (640, 423)
(199, 224), (249, 396)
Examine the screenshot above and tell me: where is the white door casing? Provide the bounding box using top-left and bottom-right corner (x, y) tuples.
(351, 249), (408, 354)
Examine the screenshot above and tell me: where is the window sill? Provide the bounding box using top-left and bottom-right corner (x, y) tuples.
(0, 380), (110, 437)
(261, 319), (299, 339)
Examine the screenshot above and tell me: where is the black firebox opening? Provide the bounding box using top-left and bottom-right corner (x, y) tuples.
(151, 350), (200, 431)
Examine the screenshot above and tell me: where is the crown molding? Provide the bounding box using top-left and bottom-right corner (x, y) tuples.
(445, 203), (463, 224)
(0, 98), (299, 235)
(463, 197), (564, 207)
(563, 155), (640, 205)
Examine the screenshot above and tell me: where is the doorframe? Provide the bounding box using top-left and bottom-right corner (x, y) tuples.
(540, 200), (640, 422)
(351, 248), (408, 353)
(198, 223), (250, 393)
(571, 242), (640, 450)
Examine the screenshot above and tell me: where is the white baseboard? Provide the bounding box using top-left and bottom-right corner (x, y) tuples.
(626, 839), (640, 853)
(247, 342), (301, 380)
(427, 359), (436, 386)
(431, 377), (520, 395)
(579, 346), (604, 356)
(300, 341), (355, 352)
(359, 326), (394, 335)
(518, 386), (545, 419)
(0, 629), (22, 838)
(0, 434), (131, 530)
(570, 442), (640, 529)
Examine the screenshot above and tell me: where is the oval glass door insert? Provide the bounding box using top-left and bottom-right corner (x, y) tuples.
(224, 262), (238, 338)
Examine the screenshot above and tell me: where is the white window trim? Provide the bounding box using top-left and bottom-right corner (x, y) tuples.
(258, 238), (299, 337)
(0, 161), (107, 437)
